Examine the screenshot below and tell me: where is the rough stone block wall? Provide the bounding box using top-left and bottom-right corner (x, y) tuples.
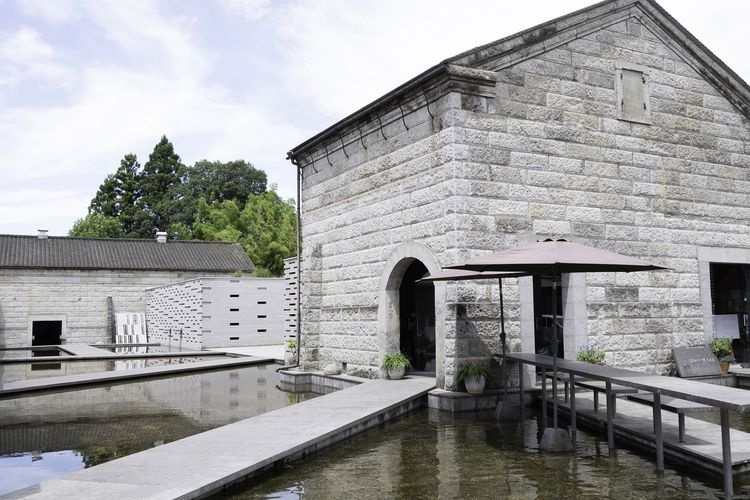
(300, 90), (462, 375)
(0, 269), (216, 348)
(297, 13), (750, 384)
(454, 17), (750, 374)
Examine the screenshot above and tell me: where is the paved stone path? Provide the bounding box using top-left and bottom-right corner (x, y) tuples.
(7, 376), (435, 499)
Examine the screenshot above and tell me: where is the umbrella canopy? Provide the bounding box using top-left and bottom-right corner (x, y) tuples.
(417, 268), (529, 402)
(446, 239), (669, 274)
(416, 269), (528, 283)
(445, 239), (669, 433)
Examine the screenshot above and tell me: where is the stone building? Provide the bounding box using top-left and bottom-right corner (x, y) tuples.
(286, 0), (750, 389)
(0, 231), (253, 347)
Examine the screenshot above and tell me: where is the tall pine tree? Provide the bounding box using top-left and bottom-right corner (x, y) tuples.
(133, 136), (185, 238)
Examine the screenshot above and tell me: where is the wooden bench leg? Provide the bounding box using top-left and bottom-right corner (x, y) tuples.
(541, 369), (547, 427)
(594, 390), (599, 413)
(721, 408), (733, 499)
(606, 381), (615, 455)
(654, 392), (664, 472)
(569, 372), (576, 442)
(678, 413), (685, 443)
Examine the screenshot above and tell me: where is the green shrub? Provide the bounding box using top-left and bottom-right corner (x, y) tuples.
(577, 348), (605, 365)
(381, 353), (412, 371)
(710, 338), (734, 361)
(286, 338), (297, 350)
(456, 360), (491, 381)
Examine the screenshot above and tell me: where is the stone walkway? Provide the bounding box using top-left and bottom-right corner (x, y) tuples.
(7, 376), (435, 499)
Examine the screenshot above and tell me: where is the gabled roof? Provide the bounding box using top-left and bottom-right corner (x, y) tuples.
(0, 234), (254, 272)
(288, 0), (750, 161)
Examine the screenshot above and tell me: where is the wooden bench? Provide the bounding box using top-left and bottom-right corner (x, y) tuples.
(574, 379), (638, 413)
(628, 393), (713, 443)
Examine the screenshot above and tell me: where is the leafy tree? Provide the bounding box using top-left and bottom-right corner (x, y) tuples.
(192, 191), (296, 275)
(186, 160), (267, 205)
(69, 213), (124, 238)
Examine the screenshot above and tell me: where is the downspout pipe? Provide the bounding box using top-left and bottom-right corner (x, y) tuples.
(277, 157), (303, 372)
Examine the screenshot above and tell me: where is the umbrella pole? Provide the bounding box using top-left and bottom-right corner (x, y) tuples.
(499, 278), (507, 401)
(552, 266), (559, 429)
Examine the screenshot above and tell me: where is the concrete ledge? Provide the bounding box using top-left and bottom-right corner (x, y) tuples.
(0, 356), (273, 398)
(427, 387), (539, 412)
(278, 369), (365, 393)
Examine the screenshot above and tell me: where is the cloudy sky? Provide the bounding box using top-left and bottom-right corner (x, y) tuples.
(1, 0), (748, 236)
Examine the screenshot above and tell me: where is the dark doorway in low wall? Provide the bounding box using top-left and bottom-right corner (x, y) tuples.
(32, 321), (62, 346)
(399, 260), (435, 372)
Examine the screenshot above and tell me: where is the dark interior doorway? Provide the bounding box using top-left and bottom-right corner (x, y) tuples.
(32, 320), (62, 346)
(399, 260), (436, 373)
(533, 275), (564, 358)
(710, 263), (750, 363)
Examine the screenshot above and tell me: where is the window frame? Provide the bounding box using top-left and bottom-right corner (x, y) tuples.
(615, 62), (651, 125)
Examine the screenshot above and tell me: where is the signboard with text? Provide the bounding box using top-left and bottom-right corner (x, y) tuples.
(673, 347), (722, 377)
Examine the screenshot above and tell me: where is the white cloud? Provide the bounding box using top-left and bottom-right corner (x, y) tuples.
(15, 0), (82, 24)
(221, 0), (270, 21)
(0, 26), (70, 87)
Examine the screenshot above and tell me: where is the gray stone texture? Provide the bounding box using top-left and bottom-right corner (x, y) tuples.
(293, 10), (750, 388)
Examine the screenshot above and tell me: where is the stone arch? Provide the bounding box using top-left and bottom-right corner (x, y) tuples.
(378, 241), (446, 387)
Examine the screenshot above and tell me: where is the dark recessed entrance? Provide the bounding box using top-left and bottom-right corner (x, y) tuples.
(399, 260), (435, 373)
(32, 321), (62, 346)
(710, 263), (750, 363)
(533, 275), (564, 358)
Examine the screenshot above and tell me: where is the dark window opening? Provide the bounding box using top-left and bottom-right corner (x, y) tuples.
(229, 322), (239, 326)
(230, 308), (239, 312)
(230, 294), (240, 298)
(229, 336), (239, 340)
(257, 301), (267, 305)
(257, 315), (266, 318)
(257, 329), (267, 332)
(32, 321), (62, 346)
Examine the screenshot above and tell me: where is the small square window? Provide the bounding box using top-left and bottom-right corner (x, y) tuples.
(616, 63), (650, 124)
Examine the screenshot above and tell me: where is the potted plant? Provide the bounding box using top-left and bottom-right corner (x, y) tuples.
(577, 347), (606, 365)
(381, 353), (411, 380)
(710, 338), (734, 375)
(456, 360), (491, 394)
(284, 338), (297, 365)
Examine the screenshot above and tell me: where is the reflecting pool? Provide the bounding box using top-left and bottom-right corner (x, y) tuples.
(0, 363), (319, 495)
(224, 408), (742, 499)
(0, 348), (71, 359)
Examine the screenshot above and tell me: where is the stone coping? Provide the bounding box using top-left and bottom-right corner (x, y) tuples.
(0, 356), (273, 397)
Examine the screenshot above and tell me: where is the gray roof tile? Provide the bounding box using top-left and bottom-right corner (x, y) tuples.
(0, 234), (254, 272)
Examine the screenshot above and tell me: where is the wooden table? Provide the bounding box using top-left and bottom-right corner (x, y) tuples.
(508, 352), (750, 499)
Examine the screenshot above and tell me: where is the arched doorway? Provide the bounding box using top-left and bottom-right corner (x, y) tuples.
(399, 260), (436, 373)
(378, 241), (446, 387)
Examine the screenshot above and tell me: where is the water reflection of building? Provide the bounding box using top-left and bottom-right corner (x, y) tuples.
(286, 0), (750, 388)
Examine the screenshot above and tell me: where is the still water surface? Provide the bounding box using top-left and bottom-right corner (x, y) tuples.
(226, 408), (745, 499)
(0, 364), (318, 495)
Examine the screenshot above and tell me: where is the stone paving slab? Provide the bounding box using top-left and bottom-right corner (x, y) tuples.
(5, 376), (435, 499)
